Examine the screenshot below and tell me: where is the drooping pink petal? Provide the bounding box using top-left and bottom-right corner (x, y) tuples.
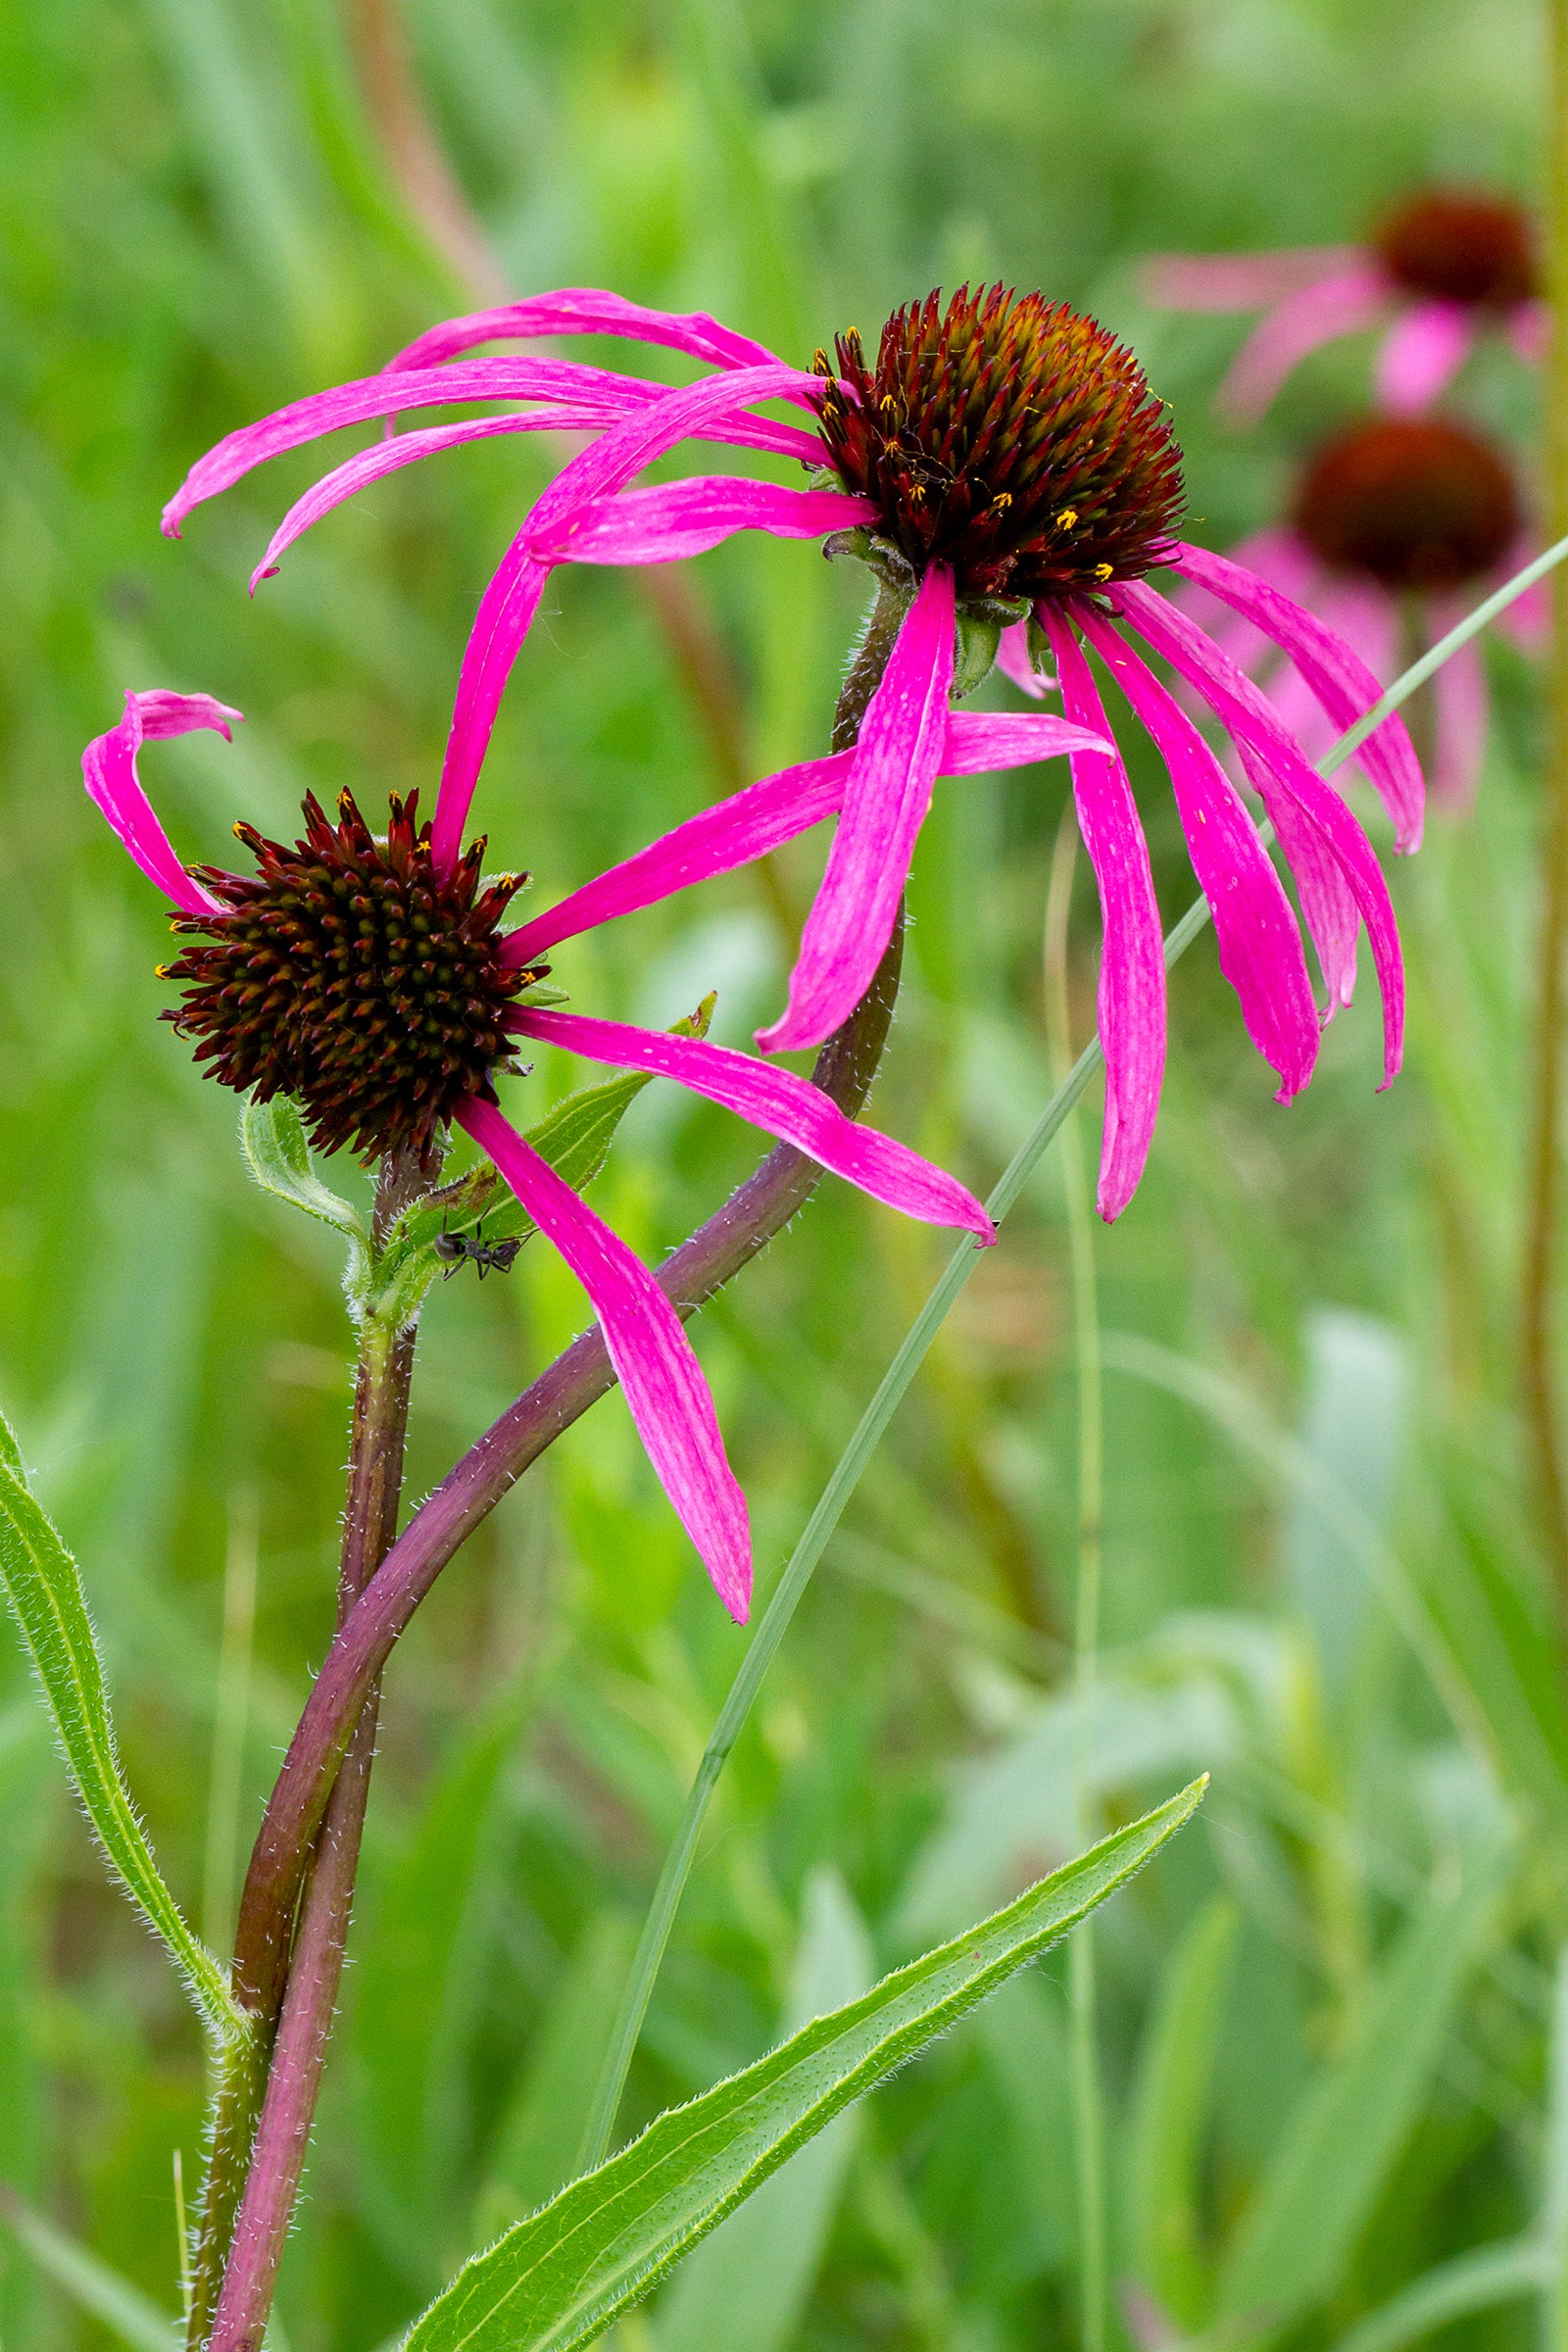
(81, 691), (240, 917)
(1117, 579), (1403, 1086)
(1142, 247), (1366, 311)
(1168, 541), (1423, 850)
(534, 479), (878, 566)
(161, 358), (662, 539)
(1511, 301), (1550, 366)
(1373, 300), (1476, 414)
(498, 707), (1107, 968)
(456, 1096), (751, 1619)
(383, 290), (787, 378)
(511, 1006), (994, 1240)
(1039, 611), (1167, 1221)
(1232, 733), (1361, 1013)
(1075, 610), (1319, 1103)
(430, 362), (826, 871)
(757, 566), (957, 1054)
(1430, 625), (1489, 813)
(1215, 265), (1391, 424)
(996, 617), (1055, 699)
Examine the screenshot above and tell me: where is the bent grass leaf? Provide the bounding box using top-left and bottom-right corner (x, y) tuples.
(1326, 2239), (1548, 2352)
(403, 1780), (1204, 2352)
(0, 1417), (243, 2049)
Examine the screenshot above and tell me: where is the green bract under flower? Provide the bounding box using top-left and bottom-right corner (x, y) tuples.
(813, 284), (1186, 606)
(161, 790), (542, 1161)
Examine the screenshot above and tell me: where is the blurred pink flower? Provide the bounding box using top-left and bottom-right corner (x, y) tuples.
(1177, 418), (1542, 819)
(81, 690), (1113, 1617)
(158, 284), (1422, 1218)
(1146, 188), (1544, 423)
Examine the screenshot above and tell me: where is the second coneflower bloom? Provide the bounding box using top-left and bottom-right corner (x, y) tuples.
(160, 279), (1423, 1218)
(1179, 417), (1542, 814)
(83, 687), (1102, 1616)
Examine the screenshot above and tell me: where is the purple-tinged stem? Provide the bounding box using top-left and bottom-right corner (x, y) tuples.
(1523, 0), (1568, 1644)
(189, 1161), (420, 2349)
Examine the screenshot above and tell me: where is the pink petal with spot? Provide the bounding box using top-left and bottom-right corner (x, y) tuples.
(535, 479), (878, 565)
(757, 565), (956, 1053)
(1168, 541), (1423, 849)
(996, 617), (1055, 699)
(457, 1096), (751, 1619)
(1039, 611), (1167, 1221)
(161, 358), (662, 539)
(1142, 247), (1366, 311)
(81, 691), (240, 917)
(499, 707), (1106, 968)
(1215, 265), (1391, 424)
(431, 362), (825, 871)
(1374, 301), (1475, 414)
(1117, 579), (1403, 1086)
(384, 290), (786, 376)
(511, 1006), (993, 1240)
(1076, 610), (1319, 1102)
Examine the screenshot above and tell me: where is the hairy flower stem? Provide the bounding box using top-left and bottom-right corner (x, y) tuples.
(190, 1158), (420, 2350)
(1524, 0), (1568, 1642)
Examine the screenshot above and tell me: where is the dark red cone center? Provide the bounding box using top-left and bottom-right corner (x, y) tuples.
(814, 283), (1186, 605)
(1372, 188), (1535, 308)
(1293, 418), (1520, 596)
(159, 790), (541, 1161)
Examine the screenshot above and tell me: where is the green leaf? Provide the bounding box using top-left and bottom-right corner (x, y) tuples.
(0, 1405), (23, 1482)
(1326, 2239), (1548, 2352)
(402, 1780), (1204, 2352)
(655, 1868), (875, 2352)
(1216, 1843), (1508, 2333)
(240, 1096), (369, 1253)
(0, 1456), (245, 2050)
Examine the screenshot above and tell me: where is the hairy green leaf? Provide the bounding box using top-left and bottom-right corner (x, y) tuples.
(0, 1445), (244, 2049)
(402, 1780), (1204, 2352)
(240, 1096), (369, 1251)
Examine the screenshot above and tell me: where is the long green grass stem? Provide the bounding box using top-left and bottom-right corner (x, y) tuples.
(1046, 812), (1108, 2352)
(573, 533), (1568, 2174)
(1523, 3), (1568, 1642)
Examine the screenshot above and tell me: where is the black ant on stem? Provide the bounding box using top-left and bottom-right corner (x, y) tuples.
(431, 1216), (524, 1281)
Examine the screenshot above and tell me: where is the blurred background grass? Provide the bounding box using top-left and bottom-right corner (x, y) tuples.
(0, 0), (1559, 2345)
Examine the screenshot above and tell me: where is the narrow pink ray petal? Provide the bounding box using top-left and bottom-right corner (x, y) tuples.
(1430, 627), (1489, 813)
(81, 690), (240, 917)
(498, 708), (1106, 968)
(384, 290), (786, 376)
(1142, 247), (1366, 310)
(1075, 610), (1319, 1102)
(1168, 541), (1424, 850)
(512, 1006), (994, 1239)
(1215, 265), (1391, 424)
(456, 1096), (751, 1619)
(431, 362), (826, 870)
(1117, 580), (1403, 1085)
(1512, 301), (1550, 365)
(535, 479), (878, 565)
(996, 617), (1055, 699)
(756, 566), (956, 1054)
(1232, 733), (1361, 1013)
(1374, 300), (1476, 414)
(1039, 611), (1167, 1222)
(161, 358), (662, 539)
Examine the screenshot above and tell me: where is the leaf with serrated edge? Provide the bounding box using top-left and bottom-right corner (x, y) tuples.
(402, 1780), (1204, 2352)
(0, 1450), (245, 2048)
(240, 1096), (369, 1250)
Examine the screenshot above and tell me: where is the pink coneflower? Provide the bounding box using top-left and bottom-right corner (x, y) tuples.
(1179, 417), (1542, 814)
(1146, 187), (1544, 423)
(82, 686), (1099, 1618)
(158, 283), (1422, 1219)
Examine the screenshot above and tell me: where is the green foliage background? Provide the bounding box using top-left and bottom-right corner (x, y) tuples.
(0, 0), (1555, 2345)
